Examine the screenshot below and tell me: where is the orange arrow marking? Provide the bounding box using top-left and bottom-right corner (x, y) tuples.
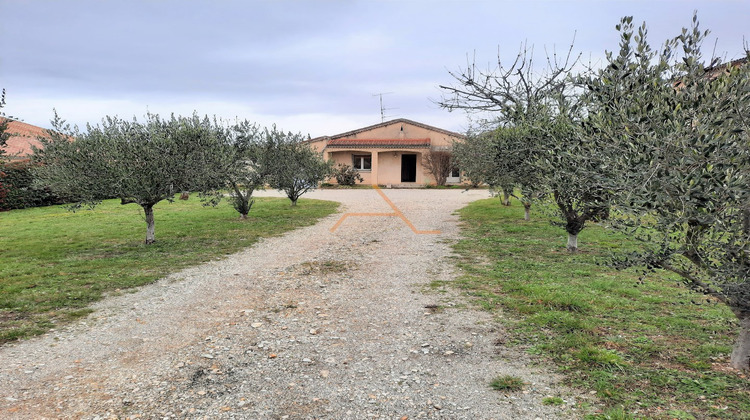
(330, 186), (441, 234)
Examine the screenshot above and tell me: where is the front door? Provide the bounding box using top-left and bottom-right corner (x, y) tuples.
(401, 154), (417, 183)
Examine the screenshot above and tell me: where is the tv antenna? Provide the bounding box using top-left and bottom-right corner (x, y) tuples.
(373, 92), (397, 122)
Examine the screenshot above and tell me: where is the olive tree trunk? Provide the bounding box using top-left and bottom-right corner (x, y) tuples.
(523, 202), (531, 221)
(567, 233), (578, 253)
(502, 190), (511, 206)
(731, 312), (750, 372)
(143, 204), (156, 244)
(231, 182), (254, 219)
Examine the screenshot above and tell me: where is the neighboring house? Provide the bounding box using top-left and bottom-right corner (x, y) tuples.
(673, 57), (748, 89)
(0, 118), (48, 161)
(704, 57), (748, 78)
(307, 118), (465, 186)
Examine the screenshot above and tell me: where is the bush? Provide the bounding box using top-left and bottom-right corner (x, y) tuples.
(0, 161), (67, 210)
(333, 163), (363, 186)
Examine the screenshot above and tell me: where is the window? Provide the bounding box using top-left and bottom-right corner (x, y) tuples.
(353, 154), (372, 171)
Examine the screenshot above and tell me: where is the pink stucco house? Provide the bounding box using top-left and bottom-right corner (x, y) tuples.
(307, 118), (465, 186)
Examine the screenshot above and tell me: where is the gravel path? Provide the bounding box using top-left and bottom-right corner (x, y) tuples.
(0, 189), (585, 419)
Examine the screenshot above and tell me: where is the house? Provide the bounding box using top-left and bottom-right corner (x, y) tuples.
(673, 57), (748, 89)
(307, 118), (465, 186)
(0, 118), (48, 161)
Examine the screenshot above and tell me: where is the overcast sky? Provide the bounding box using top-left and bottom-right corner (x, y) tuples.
(1, 0), (748, 138)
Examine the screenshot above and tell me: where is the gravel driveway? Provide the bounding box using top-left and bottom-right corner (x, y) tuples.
(0, 189), (584, 419)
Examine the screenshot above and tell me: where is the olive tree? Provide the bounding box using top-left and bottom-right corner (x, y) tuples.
(586, 15), (750, 371)
(0, 88), (11, 158)
(33, 112), (229, 244)
(452, 127), (516, 205)
(265, 128), (333, 206)
(451, 128), (498, 187)
(213, 121), (273, 219)
(489, 125), (545, 220)
(0, 90), (10, 204)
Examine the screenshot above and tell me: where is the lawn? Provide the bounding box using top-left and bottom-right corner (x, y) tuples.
(445, 198), (749, 419)
(0, 196), (338, 343)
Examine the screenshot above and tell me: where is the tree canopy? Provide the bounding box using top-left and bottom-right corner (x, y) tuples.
(33, 113), (229, 244)
(0, 89), (10, 158)
(264, 129), (333, 206)
(585, 15), (750, 371)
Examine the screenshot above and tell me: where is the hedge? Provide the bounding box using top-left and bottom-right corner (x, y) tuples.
(0, 160), (67, 210)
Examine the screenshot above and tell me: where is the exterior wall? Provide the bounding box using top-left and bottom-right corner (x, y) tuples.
(326, 150), (374, 184)
(325, 149), (428, 185)
(375, 151), (401, 185)
(307, 138), (327, 154)
(375, 150), (427, 185)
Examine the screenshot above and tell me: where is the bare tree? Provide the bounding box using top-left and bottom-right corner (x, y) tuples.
(423, 149), (453, 186)
(440, 42), (612, 252)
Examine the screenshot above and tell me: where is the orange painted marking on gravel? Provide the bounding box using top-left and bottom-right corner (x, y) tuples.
(329, 186), (441, 234)
(329, 212), (398, 232)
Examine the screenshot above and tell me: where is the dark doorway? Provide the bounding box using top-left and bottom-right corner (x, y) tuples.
(401, 154), (417, 182)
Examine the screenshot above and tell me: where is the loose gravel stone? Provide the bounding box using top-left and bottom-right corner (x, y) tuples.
(0, 189), (587, 419)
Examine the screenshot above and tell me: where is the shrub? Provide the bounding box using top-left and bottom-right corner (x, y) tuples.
(423, 149), (452, 186)
(333, 163), (363, 186)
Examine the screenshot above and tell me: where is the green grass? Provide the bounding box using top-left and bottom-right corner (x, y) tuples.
(490, 374), (525, 391)
(543, 396), (566, 406)
(0, 197), (338, 343)
(449, 198), (750, 419)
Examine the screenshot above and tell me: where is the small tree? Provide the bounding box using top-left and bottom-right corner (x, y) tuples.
(0, 89), (11, 205)
(0, 89), (9, 157)
(453, 127), (516, 204)
(489, 125), (545, 220)
(423, 149), (453, 186)
(496, 185), (514, 206)
(451, 129), (498, 188)
(333, 163), (363, 186)
(266, 128), (333, 206)
(34, 112), (228, 244)
(215, 121), (270, 219)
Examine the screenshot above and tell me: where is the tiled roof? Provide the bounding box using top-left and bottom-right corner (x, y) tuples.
(705, 57), (748, 79)
(705, 57), (748, 73)
(1, 118), (50, 159)
(674, 57), (749, 88)
(327, 138), (431, 149)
